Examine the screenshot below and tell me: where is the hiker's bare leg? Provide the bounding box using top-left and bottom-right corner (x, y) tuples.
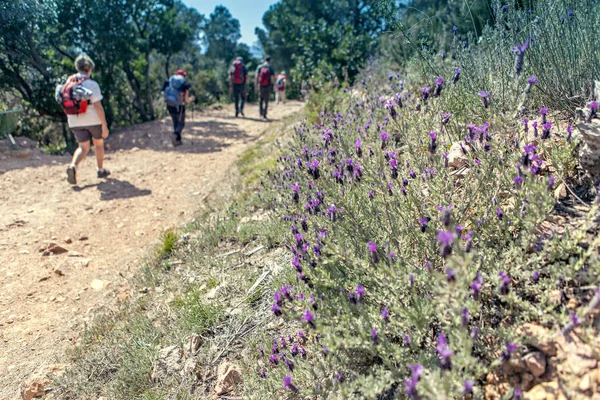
(92, 138), (104, 169)
(71, 141), (90, 168)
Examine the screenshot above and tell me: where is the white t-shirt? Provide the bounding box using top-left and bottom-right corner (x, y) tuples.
(67, 73), (104, 128)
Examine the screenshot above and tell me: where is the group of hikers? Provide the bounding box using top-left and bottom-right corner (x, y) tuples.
(56, 54), (286, 185)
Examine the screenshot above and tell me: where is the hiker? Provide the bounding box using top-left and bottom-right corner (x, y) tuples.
(275, 71), (287, 105)
(58, 55), (110, 185)
(255, 56), (275, 119)
(162, 70), (195, 147)
(229, 57), (249, 117)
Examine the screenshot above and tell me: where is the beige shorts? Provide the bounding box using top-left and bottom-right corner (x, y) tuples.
(71, 125), (103, 143)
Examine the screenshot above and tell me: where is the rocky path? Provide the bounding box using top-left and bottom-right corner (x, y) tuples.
(0, 101), (304, 399)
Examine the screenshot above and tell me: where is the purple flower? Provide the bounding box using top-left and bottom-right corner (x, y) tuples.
(260, 368), (267, 378)
(269, 354), (278, 365)
(499, 271), (511, 295)
(404, 364), (423, 397)
(453, 67), (461, 84)
(436, 333), (454, 370)
(368, 241), (379, 263)
(437, 231), (455, 258)
(570, 310), (582, 326)
(433, 77), (444, 97)
(501, 342), (517, 361)
(471, 273), (483, 299)
(532, 270), (540, 283)
(404, 334), (411, 345)
(419, 217), (430, 232)
(271, 303), (282, 316)
(429, 131), (438, 153)
(322, 345), (329, 356)
(512, 40), (529, 75)
(368, 190), (374, 200)
(355, 137), (363, 157)
(302, 309), (315, 328)
(446, 268), (456, 282)
(523, 118), (529, 132)
(514, 176), (523, 188)
(381, 307), (389, 322)
(356, 284), (365, 301)
(283, 375), (298, 392)
(259, 346), (264, 356)
(496, 207), (503, 220)
(567, 125), (573, 142)
(542, 121), (552, 139)
(409, 273), (414, 286)
(453, 26), (458, 35)
(527, 75), (538, 84)
(441, 112), (451, 125)
(515, 388), (522, 399)
(463, 380), (475, 395)
(547, 175), (555, 192)
(421, 86), (431, 102)
(478, 90), (491, 108)
(461, 308), (469, 327)
(371, 328), (379, 345)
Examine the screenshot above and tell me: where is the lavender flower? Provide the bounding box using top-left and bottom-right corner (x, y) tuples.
(421, 86), (431, 102)
(586, 101), (598, 122)
(404, 364), (423, 397)
(525, 75), (538, 93)
(437, 230), (455, 258)
(283, 375), (298, 392)
(368, 241), (379, 263)
(514, 176), (523, 188)
(512, 40), (529, 76)
(523, 118), (529, 132)
(271, 303), (282, 316)
(380, 131), (390, 149)
(428, 131), (438, 154)
(570, 310), (582, 326)
(259, 346), (264, 356)
(453, 67), (461, 84)
(371, 328), (379, 345)
(385, 99), (397, 120)
(478, 90), (491, 108)
(260, 368), (267, 378)
(540, 107), (548, 123)
(404, 334), (411, 345)
(419, 217), (430, 232)
(291, 342), (299, 357)
(542, 121), (552, 139)
(496, 207), (503, 220)
(567, 125), (573, 142)
(461, 307), (469, 327)
(285, 358), (294, 372)
(436, 333), (454, 370)
(463, 380), (475, 395)
(532, 270), (540, 283)
(302, 309), (315, 328)
(269, 354), (278, 365)
(355, 137), (363, 157)
(441, 112), (451, 125)
(446, 268), (456, 282)
(547, 175), (555, 192)
(471, 273), (483, 299)
(381, 307), (389, 322)
(501, 342), (517, 361)
(433, 76), (444, 97)
(499, 271), (511, 295)
(356, 284), (365, 301)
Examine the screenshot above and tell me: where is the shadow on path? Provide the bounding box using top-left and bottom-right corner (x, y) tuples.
(72, 178), (152, 200)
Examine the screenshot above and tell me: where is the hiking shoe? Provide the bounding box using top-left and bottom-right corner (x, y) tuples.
(66, 166), (77, 185)
(235, 111), (239, 118)
(240, 110), (245, 117)
(97, 168), (111, 179)
(171, 135), (183, 147)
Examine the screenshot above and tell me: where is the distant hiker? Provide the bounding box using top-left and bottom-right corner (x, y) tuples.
(229, 57), (249, 118)
(275, 71), (287, 105)
(162, 70), (195, 147)
(255, 56), (275, 120)
(56, 54), (110, 185)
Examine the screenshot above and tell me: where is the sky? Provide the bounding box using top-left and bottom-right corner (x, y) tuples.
(182, 0), (279, 47)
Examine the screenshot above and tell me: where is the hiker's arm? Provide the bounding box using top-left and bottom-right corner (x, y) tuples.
(184, 91), (196, 104)
(93, 102), (109, 139)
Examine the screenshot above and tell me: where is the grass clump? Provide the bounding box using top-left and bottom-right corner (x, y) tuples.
(171, 289), (224, 333)
(155, 229), (178, 260)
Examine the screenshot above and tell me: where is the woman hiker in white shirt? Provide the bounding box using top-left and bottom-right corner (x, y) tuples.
(65, 55), (110, 185)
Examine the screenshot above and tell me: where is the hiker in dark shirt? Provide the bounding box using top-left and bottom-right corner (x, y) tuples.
(255, 56), (275, 120)
(162, 69), (195, 147)
(229, 57), (249, 118)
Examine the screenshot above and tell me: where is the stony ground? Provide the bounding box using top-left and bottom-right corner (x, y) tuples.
(0, 101), (304, 399)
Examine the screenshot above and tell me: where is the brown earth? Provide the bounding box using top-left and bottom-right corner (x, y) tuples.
(0, 101), (304, 399)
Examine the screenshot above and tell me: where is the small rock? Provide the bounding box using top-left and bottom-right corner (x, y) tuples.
(447, 142), (470, 170)
(78, 235), (89, 241)
(554, 183), (567, 200)
(517, 324), (557, 356)
(579, 374), (592, 392)
(19, 250), (30, 255)
(64, 237), (73, 244)
(90, 279), (104, 290)
(39, 243), (68, 255)
(525, 381), (567, 400)
(151, 345), (184, 382)
(524, 352), (546, 378)
(187, 335), (203, 354)
(549, 290), (562, 305)
(20, 364), (65, 400)
(214, 361), (242, 395)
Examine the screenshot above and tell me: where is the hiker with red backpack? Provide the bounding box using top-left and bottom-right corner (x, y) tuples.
(275, 71), (287, 105)
(229, 57), (249, 118)
(162, 70), (195, 147)
(56, 55), (110, 185)
(255, 56), (275, 120)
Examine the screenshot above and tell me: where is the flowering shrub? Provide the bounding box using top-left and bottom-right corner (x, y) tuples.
(245, 2), (600, 398)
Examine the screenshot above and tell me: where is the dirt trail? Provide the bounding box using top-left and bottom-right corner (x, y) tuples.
(0, 101), (303, 399)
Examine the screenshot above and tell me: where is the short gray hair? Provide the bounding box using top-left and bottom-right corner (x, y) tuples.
(75, 55), (95, 74)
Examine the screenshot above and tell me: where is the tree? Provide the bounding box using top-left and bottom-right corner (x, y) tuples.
(203, 5), (241, 63)
(256, 0), (398, 86)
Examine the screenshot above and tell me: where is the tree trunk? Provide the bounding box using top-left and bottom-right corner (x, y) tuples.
(123, 64), (148, 122)
(144, 52), (155, 120)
